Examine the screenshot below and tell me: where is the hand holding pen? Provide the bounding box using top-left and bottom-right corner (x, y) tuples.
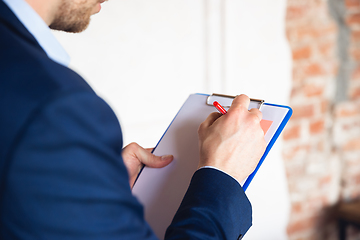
(198, 94), (266, 183)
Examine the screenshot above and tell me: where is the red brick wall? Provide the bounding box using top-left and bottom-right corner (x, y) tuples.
(284, 0), (360, 239)
(341, 0), (360, 201)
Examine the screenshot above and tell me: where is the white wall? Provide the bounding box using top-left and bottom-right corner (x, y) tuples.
(53, 0), (292, 239)
(223, 1), (292, 239)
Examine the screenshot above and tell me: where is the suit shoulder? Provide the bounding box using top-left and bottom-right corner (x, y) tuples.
(0, 17), (92, 95)
(0, 22), (97, 169)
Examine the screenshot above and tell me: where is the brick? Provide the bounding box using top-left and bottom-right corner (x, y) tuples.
(355, 174), (360, 184)
(292, 46), (312, 60)
(341, 119), (360, 131)
(346, 13), (360, 26)
(291, 202), (303, 215)
(283, 144), (310, 160)
(321, 100), (329, 113)
(335, 103), (360, 117)
(283, 123), (301, 140)
(350, 86), (360, 100)
(350, 49), (360, 61)
(291, 104), (315, 119)
(351, 31), (360, 43)
(304, 82), (325, 98)
(307, 196), (329, 212)
(286, 6), (307, 21)
(351, 64), (360, 79)
(287, 216), (318, 235)
(319, 25), (337, 39)
(292, 82), (323, 98)
(345, 0), (360, 8)
(297, 25), (336, 41)
(296, 27), (317, 39)
(310, 119), (325, 134)
(319, 175), (332, 187)
(330, 61), (339, 75)
(291, 84), (302, 98)
(316, 141), (325, 151)
(305, 63), (325, 76)
(286, 29), (294, 42)
(343, 138), (360, 151)
(319, 42), (335, 57)
(292, 67), (306, 83)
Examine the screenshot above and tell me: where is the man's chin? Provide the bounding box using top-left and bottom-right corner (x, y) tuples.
(49, 0), (100, 33)
(49, 19), (91, 33)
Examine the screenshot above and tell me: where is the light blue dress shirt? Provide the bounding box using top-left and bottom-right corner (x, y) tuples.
(2, 0), (70, 67)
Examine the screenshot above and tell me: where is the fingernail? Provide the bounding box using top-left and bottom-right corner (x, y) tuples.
(161, 155), (173, 161)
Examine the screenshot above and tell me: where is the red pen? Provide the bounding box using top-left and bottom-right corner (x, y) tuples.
(213, 101), (227, 115)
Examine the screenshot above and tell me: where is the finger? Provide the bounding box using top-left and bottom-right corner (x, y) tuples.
(230, 94), (250, 111)
(136, 145), (173, 169)
(199, 112), (222, 129)
(249, 108), (263, 121)
(145, 148), (154, 153)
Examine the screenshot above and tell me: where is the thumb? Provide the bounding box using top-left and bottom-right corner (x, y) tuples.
(137, 146), (173, 168)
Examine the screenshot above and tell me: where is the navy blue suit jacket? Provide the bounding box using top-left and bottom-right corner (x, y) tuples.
(0, 2), (252, 239)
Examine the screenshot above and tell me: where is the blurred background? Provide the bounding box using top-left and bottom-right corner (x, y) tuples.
(52, 0), (360, 239)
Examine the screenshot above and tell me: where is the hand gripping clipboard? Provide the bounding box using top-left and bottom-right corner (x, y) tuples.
(132, 93), (292, 239)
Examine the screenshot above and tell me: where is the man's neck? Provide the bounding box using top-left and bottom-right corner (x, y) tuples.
(25, 0), (59, 25)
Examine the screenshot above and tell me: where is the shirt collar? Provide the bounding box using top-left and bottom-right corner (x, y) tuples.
(2, 0), (70, 67)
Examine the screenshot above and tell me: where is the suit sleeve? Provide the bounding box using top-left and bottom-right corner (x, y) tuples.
(1, 91), (157, 240)
(1, 91), (252, 240)
(165, 168), (252, 240)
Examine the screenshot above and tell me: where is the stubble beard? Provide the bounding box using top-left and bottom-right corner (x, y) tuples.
(49, 0), (95, 33)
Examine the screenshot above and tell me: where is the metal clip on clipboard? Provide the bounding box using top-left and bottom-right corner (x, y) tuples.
(206, 93), (265, 110)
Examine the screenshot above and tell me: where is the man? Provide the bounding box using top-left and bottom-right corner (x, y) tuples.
(0, 0), (266, 239)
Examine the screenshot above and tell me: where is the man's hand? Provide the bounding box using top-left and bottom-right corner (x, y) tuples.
(198, 94), (266, 183)
(122, 142), (173, 188)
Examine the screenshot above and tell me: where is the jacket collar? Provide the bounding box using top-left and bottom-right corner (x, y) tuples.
(0, 0), (41, 49)
(0, 0), (70, 66)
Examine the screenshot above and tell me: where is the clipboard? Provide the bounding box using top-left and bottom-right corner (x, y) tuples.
(132, 93), (292, 239)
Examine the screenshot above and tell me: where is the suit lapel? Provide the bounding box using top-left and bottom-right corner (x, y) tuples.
(0, 0), (45, 52)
